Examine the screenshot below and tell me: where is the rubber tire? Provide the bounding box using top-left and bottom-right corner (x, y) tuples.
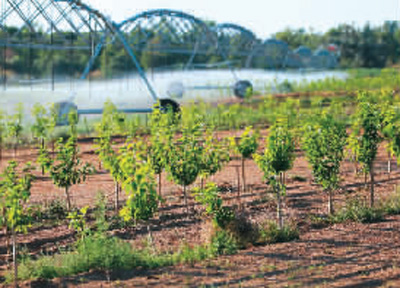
(233, 80), (253, 99)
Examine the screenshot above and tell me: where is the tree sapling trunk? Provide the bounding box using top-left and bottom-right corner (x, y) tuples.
(41, 138), (45, 175)
(236, 165), (241, 206)
(114, 181), (119, 213)
(65, 186), (71, 211)
(276, 182), (283, 230)
(13, 141), (17, 159)
(328, 189), (334, 215)
(183, 185), (188, 215)
(241, 157), (246, 192)
(12, 225), (17, 288)
(158, 173), (162, 198)
(370, 166), (375, 207)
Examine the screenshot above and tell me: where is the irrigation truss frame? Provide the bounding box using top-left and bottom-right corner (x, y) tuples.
(0, 0), (338, 118)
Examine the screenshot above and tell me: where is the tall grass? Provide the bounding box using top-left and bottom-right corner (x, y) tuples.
(7, 233), (214, 282)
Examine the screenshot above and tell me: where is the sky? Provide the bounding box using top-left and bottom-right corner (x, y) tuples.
(87, 0), (400, 39)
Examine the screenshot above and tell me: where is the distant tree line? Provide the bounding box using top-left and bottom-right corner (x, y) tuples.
(274, 21), (400, 68)
(0, 21), (399, 80)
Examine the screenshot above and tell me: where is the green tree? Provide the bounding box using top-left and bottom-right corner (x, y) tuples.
(380, 96), (400, 178)
(31, 103), (55, 174)
(97, 135), (123, 213)
(302, 112), (347, 214)
(119, 141), (159, 224)
(200, 130), (230, 189)
(95, 100), (117, 170)
(7, 103), (24, 158)
(233, 126), (259, 193)
(94, 104), (125, 212)
(167, 123), (203, 214)
(349, 92), (382, 207)
(254, 120), (295, 229)
(148, 107), (176, 198)
(0, 161), (34, 286)
(49, 136), (92, 211)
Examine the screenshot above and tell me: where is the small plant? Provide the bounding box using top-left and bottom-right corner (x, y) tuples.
(68, 109), (79, 137)
(7, 103), (24, 158)
(95, 100), (118, 170)
(118, 141), (159, 224)
(349, 91), (383, 207)
(258, 220), (299, 244)
(331, 196), (384, 223)
(210, 229), (238, 256)
(37, 144), (53, 175)
(0, 161), (34, 287)
(192, 182), (234, 229)
(167, 122), (203, 214)
(95, 131), (122, 213)
(9, 234), (217, 282)
(302, 112), (347, 214)
(380, 101), (400, 178)
(67, 206), (90, 241)
(44, 199), (67, 220)
(233, 126), (259, 193)
(94, 103), (125, 212)
(254, 119), (295, 229)
(148, 106), (176, 198)
(381, 189), (400, 215)
(199, 130), (230, 189)
(31, 103), (55, 174)
(94, 191), (109, 233)
(49, 136), (92, 211)
(224, 213), (259, 248)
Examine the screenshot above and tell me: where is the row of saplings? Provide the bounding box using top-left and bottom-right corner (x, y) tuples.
(0, 91), (398, 284)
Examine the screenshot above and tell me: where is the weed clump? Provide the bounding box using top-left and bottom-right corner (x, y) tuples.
(210, 230), (238, 256)
(331, 196), (384, 223)
(257, 221), (299, 244)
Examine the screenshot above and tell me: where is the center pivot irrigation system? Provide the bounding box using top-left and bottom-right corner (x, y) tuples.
(0, 0), (339, 123)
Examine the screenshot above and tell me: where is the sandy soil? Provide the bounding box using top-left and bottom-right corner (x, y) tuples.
(1, 131), (400, 287)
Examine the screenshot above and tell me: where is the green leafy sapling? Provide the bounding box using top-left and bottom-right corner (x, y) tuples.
(49, 136), (92, 211)
(119, 141), (159, 224)
(0, 161), (34, 286)
(31, 103), (55, 174)
(302, 112), (347, 214)
(95, 101), (116, 170)
(233, 126), (259, 193)
(192, 182), (234, 229)
(380, 100), (400, 178)
(199, 129), (230, 190)
(254, 120), (295, 229)
(94, 102), (125, 212)
(48, 103), (60, 157)
(31, 103), (51, 149)
(7, 103), (24, 158)
(148, 106), (176, 198)
(168, 122), (203, 214)
(103, 140), (123, 213)
(68, 109), (79, 138)
(67, 206), (90, 241)
(37, 143), (53, 175)
(349, 92), (383, 207)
